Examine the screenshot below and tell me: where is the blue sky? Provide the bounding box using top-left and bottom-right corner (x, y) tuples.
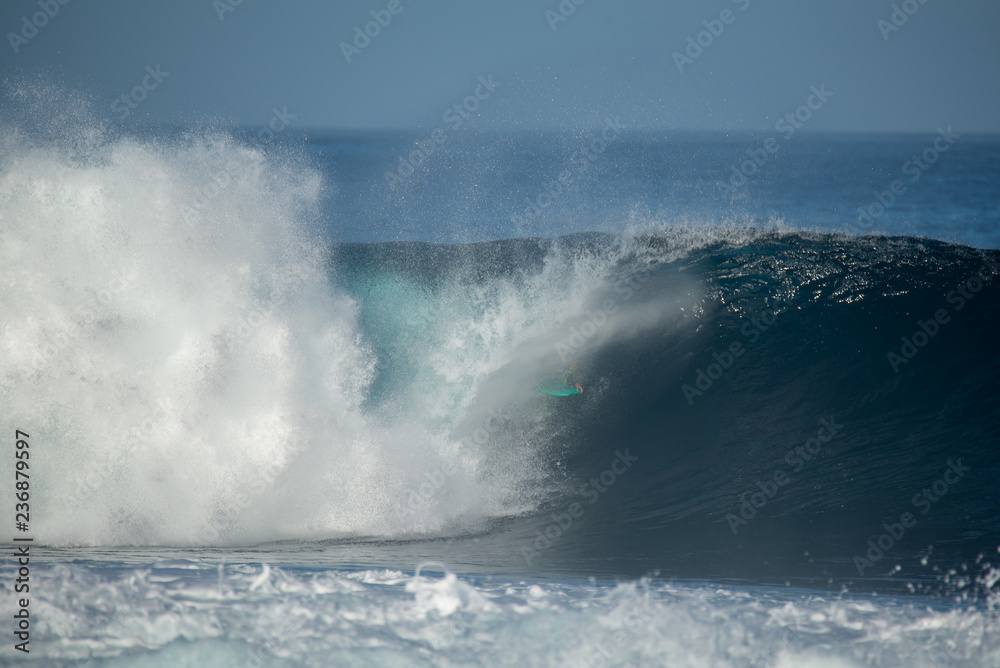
(1, 0), (998, 132)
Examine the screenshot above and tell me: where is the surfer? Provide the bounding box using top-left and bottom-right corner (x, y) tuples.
(537, 362), (583, 396)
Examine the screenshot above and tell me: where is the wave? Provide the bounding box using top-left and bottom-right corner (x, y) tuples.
(328, 231), (1000, 587)
(3, 89), (998, 588)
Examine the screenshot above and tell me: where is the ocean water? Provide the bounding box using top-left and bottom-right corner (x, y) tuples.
(1, 87), (999, 666)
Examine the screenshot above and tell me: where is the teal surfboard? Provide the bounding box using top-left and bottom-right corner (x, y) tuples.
(537, 384), (583, 397)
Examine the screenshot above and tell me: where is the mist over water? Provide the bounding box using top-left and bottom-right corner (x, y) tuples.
(0, 95), (492, 547)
